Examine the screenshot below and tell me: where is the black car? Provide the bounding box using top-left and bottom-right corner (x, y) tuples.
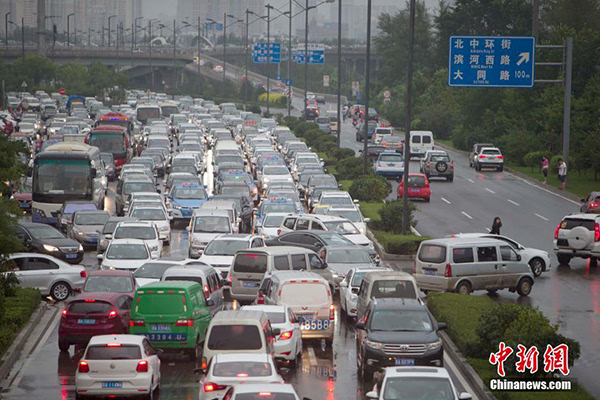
(355, 298), (445, 381)
(303, 107), (320, 121)
(580, 191), (600, 213)
(55, 200), (99, 234)
(360, 145), (387, 164)
(265, 230), (355, 253)
(15, 222), (84, 264)
(316, 95), (326, 104)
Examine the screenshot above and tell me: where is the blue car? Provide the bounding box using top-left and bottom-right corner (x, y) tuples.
(168, 184), (209, 221)
(256, 197), (301, 225)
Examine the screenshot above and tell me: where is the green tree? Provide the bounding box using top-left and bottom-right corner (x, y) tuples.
(11, 54), (56, 87)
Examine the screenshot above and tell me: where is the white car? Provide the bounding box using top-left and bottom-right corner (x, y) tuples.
(199, 353), (284, 400)
(366, 366), (472, 400)
(259, 165), (294, 190)
(323, 205), (370, 235)
(128, 206), (172, 245)
(474, 146), (504, 172)
(112, 221), (162, 259)
(199, 234), (266, 279)
(313, 191), (356, 210)
(99, 239), (152, 271)
(75, 334), (161, 399)
(132, 260), (184, 287)
(242, 305), (303, 366)
(221, 383), (301, 399)
(256, 213), (290, 237)
(339, 267), (391, 318)
(449, 233), (551, 277)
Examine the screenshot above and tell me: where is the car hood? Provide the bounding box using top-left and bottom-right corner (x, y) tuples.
(191, 233), (224, 243)
(76, 225), (104, 235)
(135, 277), (160, 287)
(368, 330), (439, 344)
(13, 192), (32, 201)
(199, 255), (234, 267)
(101, 259), (149, 271)
(327, 262), (375, 274)
(43, 238), (81, 248)
(342, 234), (372, 246)
(172, 199), (207, 208)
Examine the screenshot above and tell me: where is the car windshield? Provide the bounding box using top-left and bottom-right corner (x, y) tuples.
(130, 208), (166, 221)
(383, 377), (454, 400)
(319, 233), (354, 246)
(384, 136), (401, 144)
(328, 209), (361, 223)
(430, 154), (450, 162)
(114, 226), (156, 240)
(194, 216), (231, 233)
(123, 182), (156, 196)
(204, 239), (249, 256)
(207, 325), (262, 350)
(264, 166), (290, 175)
(379, 154), (403, 162)
(106, 243), (149, 260)
(74, 213), (109, 225)
(281, 283), (329, 306)
(102, 221), (121, 234)
(173, 187), (207, 199)
(212, 361), (273, 377)
(28, 226), (65, 239)
(320, 196), (353, 206)
(370, 309), (433, 332)
(371, 279), (417, 300)
(133, 263), (177, 279)
(328, 249), (372, 264)
(262, 215), (286, 227)
(323, 221), (359, 234)
(171, 165), (197, 174)
(83, 275), (133, 293)
(86, 345), (141, 360)
(262, 203), (296, 214)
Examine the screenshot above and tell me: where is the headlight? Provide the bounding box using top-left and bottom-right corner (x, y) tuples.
(158, 225), (169, 232)
(365, 339), (383, 350)
(191, 236), (200, 245)
(173, 205), (182, 210)
(74, 228), (84, 236)
(43, 244), (59, 252)
(78, 244), (84, 252)
(427, 339), (443, 351)
(99, 239), (108, 247)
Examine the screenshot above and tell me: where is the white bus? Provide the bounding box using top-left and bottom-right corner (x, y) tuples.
(32, 143), (107, 225)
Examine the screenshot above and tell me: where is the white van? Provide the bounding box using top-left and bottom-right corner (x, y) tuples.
(409, 130), (434, 158)
(258, 271), (334, 343)
(201, 200), (239, 233)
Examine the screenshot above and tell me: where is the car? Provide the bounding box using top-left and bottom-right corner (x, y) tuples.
(356, 298), (445, 380)
(167, 184), (209, 222)
(256, 213), (290, 237)
(339, 266), (391, 318)
(469, 142), (494, 168)
(6, 253), (86, 301)
(258, 165), (294, 191)
(316, 95), (326, 104)
(198, 353), (284, 400)
(359, 144), (387, 164)
(265, 230), (356, 254)
(67, 210), (111, 249)
(97, 216), (138, 254)
(56, 200), (98, 233)
(420, 150), (454, 181)
(322, 205), (370, 235)
(315, 116), (331, 133)
(312, 191), (356, 211)
(75, 334), (161, 399)
(219, 383), (302, 400)
(199, 234), (266, 279)
(554, 213), (600, 266)
(79, 269), (137, 297)
(474, 146), (504, 171)
(366, 366), (472, 400)
(321, 245), (377, 288)
(98, 239), (153, 271)
(449, 233), (551, 277)
(397, 174), (431, 202)
(374, 152), (405, 179)
(256, 197), (300, 226)
(58, 292), (133, 352)
(188, 209), (234, 257)
(115, 176), (157, 216)
(356, 121), (378, 142)
(11, 176), (32, 212)
(132, 260), (184, 287)
(381, 135), (403, 154)
(303, 107), (320, 121)
(15, 222), (84, 264)
(580, 191), (600, 213)
(128, 206), (172, 245)
(112, 221), (163, 259)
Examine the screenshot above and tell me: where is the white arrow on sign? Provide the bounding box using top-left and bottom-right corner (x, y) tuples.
(516, 52), (530, 66)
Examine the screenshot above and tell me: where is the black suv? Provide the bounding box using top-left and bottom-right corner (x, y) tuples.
(355, 298), (446, 381)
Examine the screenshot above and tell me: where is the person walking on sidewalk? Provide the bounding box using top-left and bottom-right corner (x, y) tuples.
(558, 158), (567, 190)
(541, 156), (549, 184)
(490, 217), (502, 235)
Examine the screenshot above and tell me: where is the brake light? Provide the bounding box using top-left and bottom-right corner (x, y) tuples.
(136, 360), (149, 373)
(108, 310), (118, 319)
(259, 393), (273, 397)
(78, 361), (90, 373)
(497, 155), (504, 159)
(84, 299), (96, 302)
(129, 319), (146, 327)
(62, 309), (67, 318)
(595, 222), (600, 242)
(590, 202), (600, 209)
(204, 382), (227, 392)
(554, 222), (561, 240)
(106, 343), (121, 347)
(445, 263), (452, 277)
(257, 292), (265, 304)
(237, 373), (249, 377)
(450, 161), (454, 169)
(426, 161), (430, 168)
(279, 330), (292, 340)
(204, 284), (210, 298)
(228, 274), (232, 283)
(176, 319), (194, 327)
(329, 304), (335, 321)
(382, 142), (386, 146)
(479, 154), (486, 158)
(80, 270), (87, 278)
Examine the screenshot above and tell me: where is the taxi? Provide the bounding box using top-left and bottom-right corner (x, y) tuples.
(167, 184), (210, 221)
(256, 197), (301, 226)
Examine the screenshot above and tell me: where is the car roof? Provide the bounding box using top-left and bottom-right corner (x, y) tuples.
(422, 237), (516, 245)
(192, 208), (230, 217)
(162, 264), (215, 276)
(211, 309), (267, 322)
(115, 221), (155, 227)
(108, 238), (147, 245)
(137, 280), (201, 291)
(73, 210), (109, 215)
(88, 334), (144, 346)
(70, 291), (124, 302)
(562, 213), (600, 220)
(270, 271), (328, 283)
(371, 298), (425, 311)
(242, 305), (286, 314)
(383, 366), (452, 379)
(213, 353), (272, 363)
(237, 246), (313, 255)
(211, 234), (256, 241)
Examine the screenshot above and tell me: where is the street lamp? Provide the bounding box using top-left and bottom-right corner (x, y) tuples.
(362, 0), (372, 174)
(5, 12), (10, 47)
(223, 14), (243, 100)
(149, 19), (158, 89)
(108, 15), (117, 47)
(134, 16), (143, 49)
(67, 13), (74, 46)
(245, 11), (268, 111)
(8, 18), (24, 62)
(268, 6), (292, 117)
(182, 19), (203, 94)
(265, 4), (274, 115)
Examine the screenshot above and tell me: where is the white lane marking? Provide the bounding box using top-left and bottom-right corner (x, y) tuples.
(508, 199), (520, 206)
(444, 352), (480, 400)
(467, 178), (474, 183)
(504, 171), (580, 205)
(11, 308), (61, 388)
(307, 346), (318, 367)
(441, 197), (451, 204)
(485, 188), (495, 194)
(461, 211), (473, 220)
(535, 213), (550, 221)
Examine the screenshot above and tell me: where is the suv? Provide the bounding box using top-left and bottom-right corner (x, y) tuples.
(554, 213), (600, 266)
(474, 147), (504, 172)
(420, 150), (454, 181)
(355, 298), (445, 381)
(469, 143), (494, 168)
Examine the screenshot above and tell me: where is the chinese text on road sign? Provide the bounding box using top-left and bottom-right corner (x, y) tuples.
(252, 42), (281, 64)
(448, 36), (535, 88)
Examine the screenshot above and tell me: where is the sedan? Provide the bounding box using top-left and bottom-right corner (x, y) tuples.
(55, 200), (98, 233)
(265, 230), (355, 253)
(16, 222), (84, 264)
(80, 269), (136, 296)
(112, 221), (162, 259)
(98, 239), (153, 271)
(321, 246), (377, 288)
(67, 210), (110, 249)
(397, 173), (431, 202)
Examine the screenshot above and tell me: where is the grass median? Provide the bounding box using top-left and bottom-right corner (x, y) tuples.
(0, 288), (41, 357)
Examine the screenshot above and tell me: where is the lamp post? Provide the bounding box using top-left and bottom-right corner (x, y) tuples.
(5, 12), (10, 47)
(108, 15), (116, 47)
(223, 14), (242, 100)
(336, 0), (342, 148)
(149, 19), (158, 89)
(8, 18), (24, 62)
(303, 0), (311, 117)
(134, 16), (143, 49)
(245, 11), (269, 111)
(67, 13), (74, 46)
(362, 0), (371, 174)
(182, 19), (203, 94)
(88, 28), (94, 46)
(265, 4), (273, 116)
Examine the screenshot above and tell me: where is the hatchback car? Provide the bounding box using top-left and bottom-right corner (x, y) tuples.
(420, 150), (454, 181)
(374, 152), (405, 179)
(99, 239), (153, 271)
(67, 210), (111, 249)
(397, 174), (431, 202)
(474, 147), (504, 172)
(199, 234), (266, 279)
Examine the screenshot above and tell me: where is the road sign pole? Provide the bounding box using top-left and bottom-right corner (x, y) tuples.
(562, 37), (573, 166)
(303, 0), (309, 117)
(337, 0), (342, 148)
(287, 0), (292, 117)
(245, 10), (249, 111)
(362, 0), (371, 174)
(402, 0), (416, 235)
(267, 5), (271, 116)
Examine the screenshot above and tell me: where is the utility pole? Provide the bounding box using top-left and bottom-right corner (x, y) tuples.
(362, 0), (372, 173)
(266, 4), (272, 116)
(336, 0), (342, 148)
(198, 16), (201, 95)
(245, 10), (250, 111)
(287, 0), (292, 116)
(562, 37), (573, 165)
(303, 0), (309, 118)
(4, 12), (9, 48)
(223, 12), (227, 96)
(173, 19), (177, 91)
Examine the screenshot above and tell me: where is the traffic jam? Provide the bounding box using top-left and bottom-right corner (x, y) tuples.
(3, 88), (551, 400)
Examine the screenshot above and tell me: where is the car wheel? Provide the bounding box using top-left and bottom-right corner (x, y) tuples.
(360, 360), (373, 382)
(425, 197), (430, 203)
(557, 254), (572, 266)
(187, 337), (201, 361)
(486, 289), (498, 295)
(475, 164), (481, 171)
(455, 281), (471, 295)
(590, 257), (598, 268)
(498, 166), (504, 172)
(144, 381), (155, 400)
(517, 278), (533, 296)
(447, 176), (454, 182)
(529, 258), (544, 277)
(51, 282), (71, 301)
(59, 340), (70, 352)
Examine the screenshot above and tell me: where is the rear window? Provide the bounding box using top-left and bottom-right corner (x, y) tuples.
(371, 280), (416, 299)
(233, 254), (268, 273)
(482, 149), (500, 155)
(207, 325), (262, 350)
(86, 344), (141, 360)
(266, 312), (286, 324)
(406, 176), (426, 187)
(213, 361), (273, 377)
(235, 394), (296, 400)
(561, 219), (595, 230)
(136, 294), (185, 315)
(68, 301), (112, 314)
(423, 135), (432, 143)
(280, 283), (329, 306)
(418, 244), (446, 263)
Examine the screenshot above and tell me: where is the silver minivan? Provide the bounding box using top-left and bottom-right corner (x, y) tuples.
(200, 200), (239, 234)
(415, 237), (534, 296)
(355, 271), (420, 321)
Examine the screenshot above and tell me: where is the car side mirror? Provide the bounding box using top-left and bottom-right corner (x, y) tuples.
(105, 234), (112, 240)
(340, 281), (347, 288)
(96, 254), (103, 260)
(366, 391), (378, 399)
(193, 368), (205, 375)
(437, 322), (447, 331)
(364, 218), (371, 223)
(156, 189), (161, 193)
(279, 367), (291, 375)
(353, 199), (359, 203)
(272, 328), (281, 336)
(458, 393), (472, 400)
(206, 299), (215, 307)
(351, 287), (359, 294)
(517, 254), (522, 261)
(580, 198), (585, 202)
(355, 321), (365, 330)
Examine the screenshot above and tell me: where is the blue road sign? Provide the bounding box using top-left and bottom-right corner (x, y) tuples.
(216, 23), (223, 31)
(448, 36), (535, 88)
(252, 42), (281, 64)
(286, 78), (292, 87)
(292, 44), (325, 64)
(276, 74), (281, 81)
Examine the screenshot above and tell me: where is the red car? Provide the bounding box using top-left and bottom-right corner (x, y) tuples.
(397, 173), (431, 202)
(12, 177), (32, 212)
(59, 292), (133, 351)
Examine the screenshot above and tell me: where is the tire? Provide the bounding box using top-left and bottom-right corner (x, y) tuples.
(50, 282), (71, 301)
(455, 281), (471, 295)
(529, 258), (545, 277)
(447, 176), (454, 182)
(144, 382), (155, 400)
(360, 361), (374, 382)
(486, 289), (498, 295)
(425, 197), (430, 203)
(58, 340), (70, 352)
(475, 164), (481, 171)
(498, 166), (504, 172)
(186, 338), (201, 361)
(590, 257), (598, 268)
(517, 278), (533, 297)
(557, 254), (572, 266)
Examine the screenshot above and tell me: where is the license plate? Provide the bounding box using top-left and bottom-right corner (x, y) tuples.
(388, 163), (396, 167)
(151, 324), (171, 332)
(77, 319), (96, 325)
(301, 319), (330, 331)
(410, 189), (420, 193)
(424, 269), (436, 276)
(89, 238), (98, 243)
(65, 253), (77, 259)
(487, 156), (496, 160)
(395, 359), (415, 366)
(102, 382), (123, 389)
(143, 333), (187, 341)
(243, 281), (258, 288)
(19, 204), (29, 208)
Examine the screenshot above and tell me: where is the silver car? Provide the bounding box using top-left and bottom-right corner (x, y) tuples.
(6, 253), (86, 301)
(67, 210), (111, 249)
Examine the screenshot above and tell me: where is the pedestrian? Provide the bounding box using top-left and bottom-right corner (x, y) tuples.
(490, 217), (502, 235)
(541, 156), (549, 184)
(558, 158), (567, 190)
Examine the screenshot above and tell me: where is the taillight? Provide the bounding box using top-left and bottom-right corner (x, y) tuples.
(497, 155), (504, 159)
(108, 310), (118, 319)
(257, 292), (265, 304)
(136, 360), (149, 373)
(554, 223), (561, 240)
(204, 382), (228, 392)
(590, 202), (600, 209)
(80, 270), (87, 278)
(78, 361), (90, 373)
(176, 319), (194, 327)
(62, 309), (68, 318)
(450, 161), (454, 169)
(329, 304), (335, 321)
(277, 229), (281, 235)
(204, 284), (210, 298)
(228, 274), (232, 283)
(595, 222), (600, 242)
(479, 154), (486, 158)
(444, 263), (452, 277)
(129, 319), (146, 327)
(426, 161), (430, 168)
(279, 330), (292, 340)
